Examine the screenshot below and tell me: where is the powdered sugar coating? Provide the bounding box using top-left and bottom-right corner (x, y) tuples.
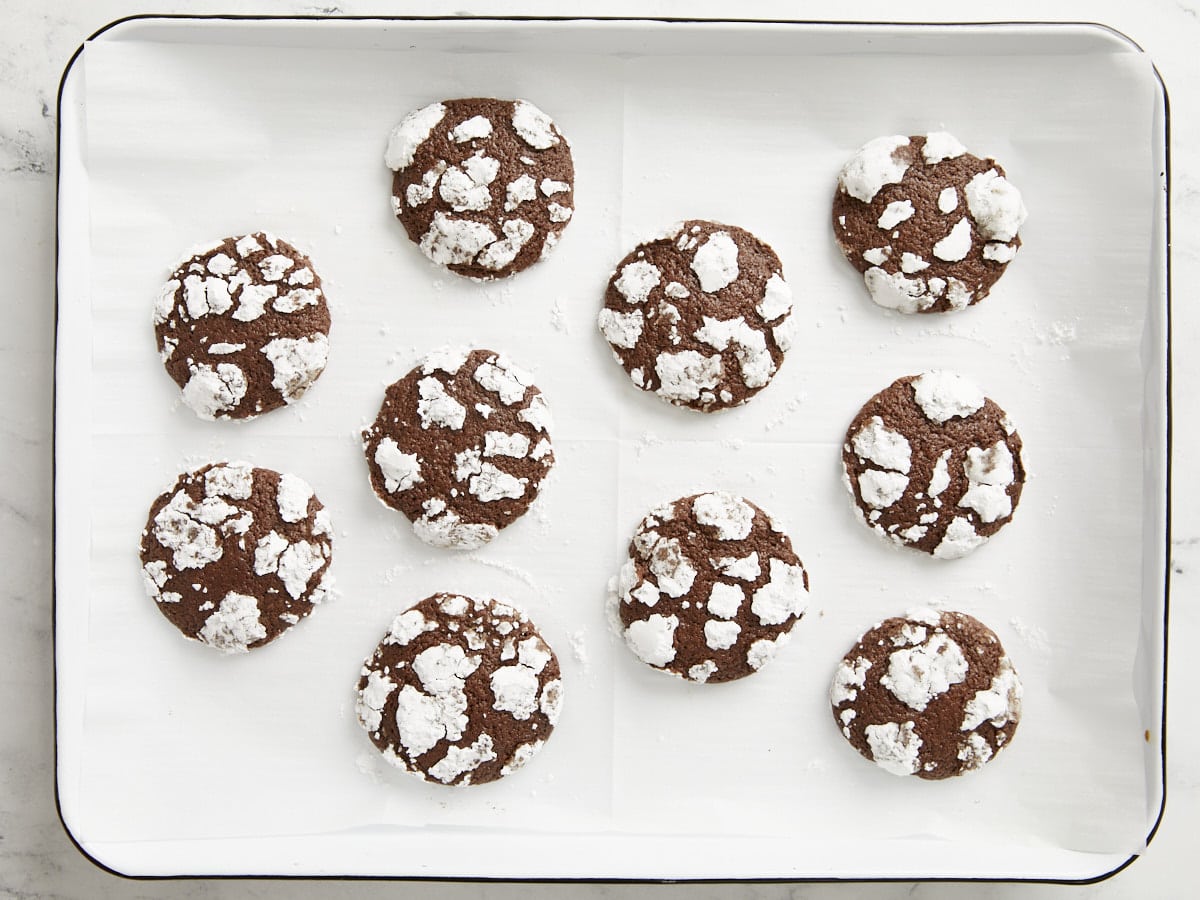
(617, 492), (808, 682)
(831, 609), (1022, 779)
(599, 220), (795, 412)
(834, 133), (1024, 314)
(843, 373), (1024, 558)
(356, 593), (561, 786)
(838, 135), (911, 203)
(139, 462), (333, 653)
(363, 348), (554, 550)
(155, 232), (331, 420)
(388, 98), (573, 279)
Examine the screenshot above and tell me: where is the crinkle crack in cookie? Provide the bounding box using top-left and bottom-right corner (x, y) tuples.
(386, 97), (574, 279)
(614, 491), (809, 683)
(599, 220), (795, 413)
(139, 462), (333, 654)
(830, 608), (1022, 779)
(155, 232), (331, 420)
(356, 593), (563, 786)
(841, 371), (1025, 559)
(833, 133), (1027, 314)
(362, 347), (554, 550)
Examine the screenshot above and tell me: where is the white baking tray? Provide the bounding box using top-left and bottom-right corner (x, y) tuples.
(54, 16), (1169, 882)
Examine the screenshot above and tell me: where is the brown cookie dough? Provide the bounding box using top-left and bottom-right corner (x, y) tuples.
(830, 608), (1022, 779)
(362, 347), (554, 550)
(154, 232), (331, 420)
(614, 491), (809, 683)
(355, 593), (563, 786)
(833, 133), (1026, 313)
(598, 220), (795, 413)
(385, 98), (574, 279)
(841, 371), (1025, 559)
(139, 462), (333, 654)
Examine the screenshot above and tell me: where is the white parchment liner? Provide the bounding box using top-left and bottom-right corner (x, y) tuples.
(56, 19), (1164, 875)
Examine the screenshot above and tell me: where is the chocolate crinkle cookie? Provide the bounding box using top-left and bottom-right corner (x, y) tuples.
(614, 491), (809, 683)
(830, 608), (1022, 779)
(833, 132), (1027, 313)
(356, 593), (563, 786)
(841, 370), (1025, 559)
(362, 347), (554, 551)
(599, 220), (795, 412)
(154, 232), (331, 420)
(139, 461), (333, 654)
(386, 97), (574, 279)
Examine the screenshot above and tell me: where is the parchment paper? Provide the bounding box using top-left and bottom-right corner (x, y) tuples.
(56, 19), (1165, 876)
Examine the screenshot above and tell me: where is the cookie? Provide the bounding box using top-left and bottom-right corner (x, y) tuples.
(841, 371), (1025, 559)
(362, 347), (554, 550)
(385, 98), (574, 279)
(832, 133), (1027, 314)
(355, 593), (563, 786)
(598, 221), (795, 412)
(154, 232), (331, 420)
(830, 608), (1022, 779)
(139, 462), (333, 654)
(614, 491), (809, 683)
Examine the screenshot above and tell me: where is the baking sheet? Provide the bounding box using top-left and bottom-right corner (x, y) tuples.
(54, 18), (1168, 880)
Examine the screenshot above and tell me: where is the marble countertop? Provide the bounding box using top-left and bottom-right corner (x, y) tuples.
(5, 0), (1198, 896)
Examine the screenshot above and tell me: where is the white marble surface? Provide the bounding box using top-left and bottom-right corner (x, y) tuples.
(3, 0), (1197, 896)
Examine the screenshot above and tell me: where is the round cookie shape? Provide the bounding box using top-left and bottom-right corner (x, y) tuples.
(615, 491), (809, 683)
(154, 232), (331, 420)
(355, 593), (563, 786)
(841, 371), (1025, 559)
(598, 220), (795, 413)
(385, 97), (575, 279)
(362, 347), (554, 551)
(832, 133), (1027, 314)
(139, 461), (333, 654)
(830, 608), (1022, 779)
